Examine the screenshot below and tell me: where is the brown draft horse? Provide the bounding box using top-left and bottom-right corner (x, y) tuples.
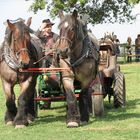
(55, 10), (104, 127)
(0, 18), (42, 128)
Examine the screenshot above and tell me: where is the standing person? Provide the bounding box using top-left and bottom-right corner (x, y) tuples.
(115, 38), (120, 56)
(36, 19), (59, 67)
(126, 36), (133, 62)
(113, 34), (120, 56)
(135, 34), (140, 61)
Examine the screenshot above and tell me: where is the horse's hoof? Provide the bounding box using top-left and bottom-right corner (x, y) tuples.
(6, 121), (13, 126)
(67, 122), (79, 128)
(15, 125), (26, 129)
(80, 121), (88, 126)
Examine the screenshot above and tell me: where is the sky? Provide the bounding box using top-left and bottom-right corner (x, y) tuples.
(0, 0), (140, 44)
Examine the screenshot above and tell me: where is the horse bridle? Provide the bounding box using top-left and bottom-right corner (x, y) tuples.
(59, 21), (86, 51)
(59, 36), (73, 47)
(15, 48), (29, 59)
(59, 33), (87, 55)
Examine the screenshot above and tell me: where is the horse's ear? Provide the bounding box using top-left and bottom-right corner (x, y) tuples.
(26, 17), (32, 27)
(59, 10), (64, 20)
(72, 10), (78, 19)
(7, 20), (16, 31)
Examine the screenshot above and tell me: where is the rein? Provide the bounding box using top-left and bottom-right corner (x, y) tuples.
(33, 49), (54, 65)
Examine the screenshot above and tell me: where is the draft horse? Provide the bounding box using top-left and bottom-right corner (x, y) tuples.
(0, 18), (42, 128)
(55, 10), (104, 127)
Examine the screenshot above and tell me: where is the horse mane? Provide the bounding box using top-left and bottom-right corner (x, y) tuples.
(77, 19), (86, 40)
(5, 27), (12, 45)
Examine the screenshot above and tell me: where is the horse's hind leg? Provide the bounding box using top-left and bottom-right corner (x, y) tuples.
(2, 81), (17, 125)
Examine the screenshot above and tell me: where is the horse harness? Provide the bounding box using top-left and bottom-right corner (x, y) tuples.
(0, 41), (26, 70)
(70, 35), (99, 67)
(0, 40), (39, 71)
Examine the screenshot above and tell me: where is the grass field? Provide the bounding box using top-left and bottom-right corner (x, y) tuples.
(0, 63), (140, 140)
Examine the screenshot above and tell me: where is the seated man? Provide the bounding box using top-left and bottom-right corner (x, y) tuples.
(36, 19), (59, 67)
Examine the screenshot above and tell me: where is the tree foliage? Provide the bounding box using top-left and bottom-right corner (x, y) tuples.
(28, 0), (137, 25)
(129, 0), (140, 4)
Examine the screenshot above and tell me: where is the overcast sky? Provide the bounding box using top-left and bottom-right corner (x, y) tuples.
(0, 0), (140, 44)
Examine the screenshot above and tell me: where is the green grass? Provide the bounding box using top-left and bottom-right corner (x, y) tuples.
(0, 63), (140, 140)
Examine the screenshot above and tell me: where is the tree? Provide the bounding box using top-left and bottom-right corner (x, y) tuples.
(28, 0), (137, 25)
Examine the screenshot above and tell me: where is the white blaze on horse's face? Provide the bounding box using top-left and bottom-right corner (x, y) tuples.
(64, 21), (69, 28)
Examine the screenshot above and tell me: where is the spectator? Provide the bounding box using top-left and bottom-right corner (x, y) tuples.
(135, 34), (140, 61)
(126, 37), (133, 62)
(115, 38), (120, 56)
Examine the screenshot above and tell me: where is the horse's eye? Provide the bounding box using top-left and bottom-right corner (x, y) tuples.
(25, 34), (30, 41)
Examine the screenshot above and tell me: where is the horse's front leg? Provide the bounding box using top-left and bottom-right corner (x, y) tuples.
(79, 88), (91, 125)
(14, 76), (36, 128)
(1, 79), (17, 125)
(62, 77), (80, 127)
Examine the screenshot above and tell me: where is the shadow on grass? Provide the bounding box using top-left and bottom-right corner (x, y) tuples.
(34, 115), (65, 126)
(123, 72), (135, 75)
(91, 98), (140, 123)
(33, 104), (66, 126)
(32, 98), (140, 126)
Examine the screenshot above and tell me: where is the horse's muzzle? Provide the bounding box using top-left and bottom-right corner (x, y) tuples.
(20, 61), (29, 69)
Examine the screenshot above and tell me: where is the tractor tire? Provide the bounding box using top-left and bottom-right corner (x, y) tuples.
(113, 71), (126, 108)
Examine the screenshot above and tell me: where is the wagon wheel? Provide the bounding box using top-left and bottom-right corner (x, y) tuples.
(113, 71), (126, 108)
(37, 75), (51, 110)
(91, 75), (104, 117)
(116, 64), (120, 72)
(40, 100), (51, 109)
(38, 89), (51, 110)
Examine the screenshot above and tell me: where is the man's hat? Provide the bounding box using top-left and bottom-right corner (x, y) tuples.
(42, 19), (54, 26)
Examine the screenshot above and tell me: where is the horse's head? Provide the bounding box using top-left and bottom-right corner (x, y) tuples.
(57, 10), (85, 58)
(5, 18), (31, 69)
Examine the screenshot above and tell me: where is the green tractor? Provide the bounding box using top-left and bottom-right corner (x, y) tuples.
(34, 70), (81, 115)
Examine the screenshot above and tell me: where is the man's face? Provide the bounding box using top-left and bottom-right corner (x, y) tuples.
(43, 24), (53, 34)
